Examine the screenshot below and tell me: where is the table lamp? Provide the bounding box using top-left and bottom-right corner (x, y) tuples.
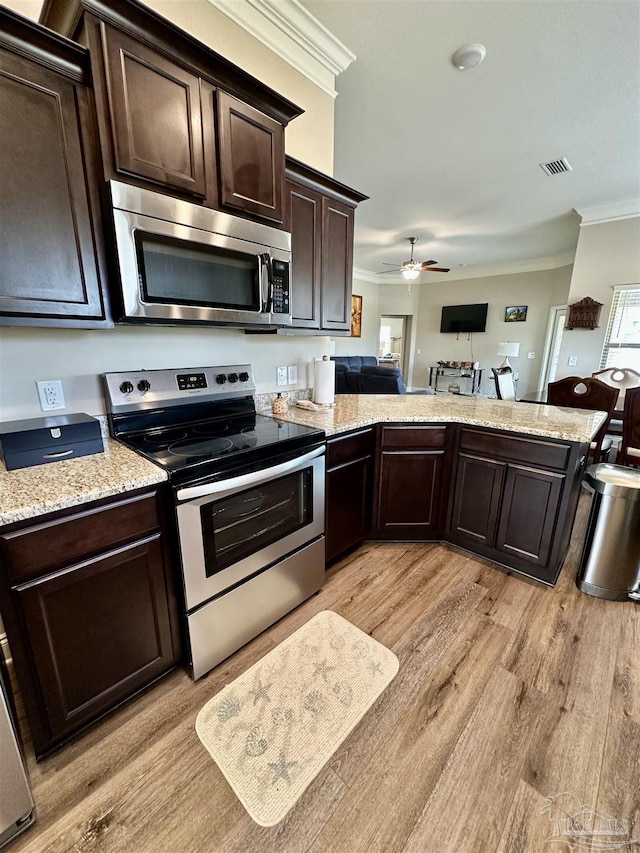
(496, 342), (520, 371)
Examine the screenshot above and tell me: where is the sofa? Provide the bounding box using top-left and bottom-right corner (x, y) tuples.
(331, 356), (378, 393)
(330, 357), (433, 395)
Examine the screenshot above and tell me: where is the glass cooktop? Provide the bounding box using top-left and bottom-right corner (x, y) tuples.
(120, 412), (324, 482)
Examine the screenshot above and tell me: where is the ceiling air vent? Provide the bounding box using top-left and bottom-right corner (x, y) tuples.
(539, 157), (572, 176)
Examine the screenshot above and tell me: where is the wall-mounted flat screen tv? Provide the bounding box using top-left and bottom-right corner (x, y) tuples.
(440, 303), (488, 333)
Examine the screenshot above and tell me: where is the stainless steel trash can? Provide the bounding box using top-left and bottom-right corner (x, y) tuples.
(578, 464), (640, 600)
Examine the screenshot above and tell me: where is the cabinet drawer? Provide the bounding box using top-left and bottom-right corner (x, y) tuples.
(1, 491), (161, 583)
(327, 428), (374, 469)
(459, 428), (571, 470)
(380, 425), (447, 450)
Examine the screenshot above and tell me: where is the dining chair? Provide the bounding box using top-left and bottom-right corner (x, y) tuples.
(617, 385), (640, 467)
(491, 367), (516, 401)
(591, 368), (640, 435)
(547, 376), (619, 462)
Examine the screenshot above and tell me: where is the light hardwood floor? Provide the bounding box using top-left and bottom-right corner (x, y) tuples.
(10, 496), (640, 852)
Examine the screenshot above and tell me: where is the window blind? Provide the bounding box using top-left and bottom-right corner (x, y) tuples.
(599, 286), (640, 370)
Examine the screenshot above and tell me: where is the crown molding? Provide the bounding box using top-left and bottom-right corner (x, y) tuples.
(574, 198), (640, 226)
(207, 0), (355, 98)
(355, 251), (575, 285)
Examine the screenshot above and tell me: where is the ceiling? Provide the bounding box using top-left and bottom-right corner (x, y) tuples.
(10, 0), (640, 283)
(300, 0), (640, 280)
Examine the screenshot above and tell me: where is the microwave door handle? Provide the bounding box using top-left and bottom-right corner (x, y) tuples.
(260, 252), (273, 313)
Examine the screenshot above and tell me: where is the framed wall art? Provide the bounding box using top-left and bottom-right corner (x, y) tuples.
(351, 294), (362, 337)
(505, 305), (528, 323)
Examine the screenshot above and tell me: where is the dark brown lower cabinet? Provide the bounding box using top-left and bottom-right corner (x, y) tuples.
(0, 488), (181, 758)
(451, 454), (506, 546)
(448, 427), (581, 584)
(325, 428), (374, 562)
(373, 425), (452, 539)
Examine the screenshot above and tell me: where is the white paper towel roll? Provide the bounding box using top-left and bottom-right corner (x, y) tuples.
(314, 357), (335, 406)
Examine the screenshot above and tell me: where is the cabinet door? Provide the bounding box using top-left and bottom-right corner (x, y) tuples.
(101, 25), (205, 196)
(320, 196), (354, 331)
(495, 465), (565, 567)
(326, 456), (372, 562)
(16, 535), (176, 752)
(285, 179), (322, 328)
(450, 454), (506, 547)
(375, 451), (445, 538)
(0, 50), (108, 326)
(217, 90), (284, 223)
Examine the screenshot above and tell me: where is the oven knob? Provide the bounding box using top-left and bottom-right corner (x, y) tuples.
(239, 372), (249, 382)
(227, 372), (239, 383)
(137, 379), (151, 394)
(216, 373), (227, 385)
(119, 381), (134, 395)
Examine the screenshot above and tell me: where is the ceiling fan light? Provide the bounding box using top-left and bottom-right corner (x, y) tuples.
(452, 43), (486, 70)
(402, 268), (420, 281)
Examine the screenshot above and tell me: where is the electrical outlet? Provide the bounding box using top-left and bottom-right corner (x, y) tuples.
(417, 349), (421, 355)
(287, 365), (298, 384)
(37, 380), (65, 411)
(528, 352), (535, 359)
(276, 366), (287, 387)
(568, 356), (578, 367)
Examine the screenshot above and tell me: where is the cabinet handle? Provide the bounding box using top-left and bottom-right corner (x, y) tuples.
(42, 450), (74, 459)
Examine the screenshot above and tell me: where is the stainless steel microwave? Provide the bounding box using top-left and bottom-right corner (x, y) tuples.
(109, 181), (292, 327)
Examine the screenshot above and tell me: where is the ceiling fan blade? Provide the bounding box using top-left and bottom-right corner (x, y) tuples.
(423, 267), (450, 273)
(420, 260), (438, 267)
(376, 268), (402, 275)
(381, 262), (401, 266)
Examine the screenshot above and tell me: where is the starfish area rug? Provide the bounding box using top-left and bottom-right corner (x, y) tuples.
(195, 609), (399, 826)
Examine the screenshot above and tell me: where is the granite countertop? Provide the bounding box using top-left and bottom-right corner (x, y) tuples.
(269, 394), (607, 444)
(1, 395), (605, 527)
(0, 436), (167, 527)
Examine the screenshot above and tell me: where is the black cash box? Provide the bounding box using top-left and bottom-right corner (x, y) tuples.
(0, 414), (104, 471)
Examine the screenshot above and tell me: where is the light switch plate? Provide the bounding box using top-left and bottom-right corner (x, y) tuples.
(276, 366), (287, 387)
(527, 352), (535, 359)
(568, 356), (578, 367)
(287, 365), (297, 384)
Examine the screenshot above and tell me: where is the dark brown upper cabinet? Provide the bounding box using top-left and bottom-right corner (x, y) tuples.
(215, 90), (284, 223)
(285, 180), (323, 328)
(285, 158), (368, 332)
(42, 0), (302, 224)
(0, 8), (110, 328)
(99, 24), (206, 196)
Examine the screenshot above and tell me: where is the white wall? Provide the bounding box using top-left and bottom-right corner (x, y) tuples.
(411, 266), (573, 396)
(332, 275), (380, 358)
(555, 216), (640, 380)
(0, 327), (329, 421)
(0, 0), (337, 421)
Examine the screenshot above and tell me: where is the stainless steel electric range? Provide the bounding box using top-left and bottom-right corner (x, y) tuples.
(103, 365), (326, 679)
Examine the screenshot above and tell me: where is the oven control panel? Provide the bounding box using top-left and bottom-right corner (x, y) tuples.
(177, 373), (207, 391)
(103, 365), (255, 413)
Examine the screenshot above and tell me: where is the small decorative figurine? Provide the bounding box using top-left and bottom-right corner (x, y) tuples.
(272, 393), (289, 414)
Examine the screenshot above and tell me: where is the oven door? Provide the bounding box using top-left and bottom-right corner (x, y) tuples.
(175, 446), (325, 610)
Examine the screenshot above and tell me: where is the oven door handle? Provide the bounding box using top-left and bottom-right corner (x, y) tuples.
(175, 445), (325, 502)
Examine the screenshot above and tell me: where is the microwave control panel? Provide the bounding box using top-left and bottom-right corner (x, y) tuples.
(271, 261), (290, 314)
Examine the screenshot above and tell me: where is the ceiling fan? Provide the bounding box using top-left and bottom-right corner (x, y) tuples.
(378, 237), (451, 283)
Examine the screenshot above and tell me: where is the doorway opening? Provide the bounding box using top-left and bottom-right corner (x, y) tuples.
(379, 315), (410, 378)
(539, 305), (567, 393)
